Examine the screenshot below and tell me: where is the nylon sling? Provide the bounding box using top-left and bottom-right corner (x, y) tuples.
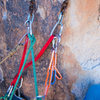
(11, 36), (29, 86)
(11, 35), (54, 87)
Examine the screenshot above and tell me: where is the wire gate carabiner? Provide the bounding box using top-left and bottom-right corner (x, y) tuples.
(12, 78), (29, 100)
(5, 78), (23, 98)
(52, 36), (58, 52)
(44, 45), (62, 97)
(44, 12), (63, 98)
(6, 77), (23, 99)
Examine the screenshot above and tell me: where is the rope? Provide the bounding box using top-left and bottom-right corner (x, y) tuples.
(9, 34), (36, 100)
(28, 33), (39, 98)
(24, 35), (55, 70)
(0, 36), (28, 99)
(29, 34), (42, 100)
(0, 44), (23, 65)
(0, 93), (8, 100)
(7, 34), (54, 100)
(0, 0), (66, 99)
(10, 35), (54, 88)
(31, 47), (39, 96)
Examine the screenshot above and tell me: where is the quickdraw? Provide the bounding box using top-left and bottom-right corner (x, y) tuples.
(0, 0), (69, 100)
(44, 12), (63, 98)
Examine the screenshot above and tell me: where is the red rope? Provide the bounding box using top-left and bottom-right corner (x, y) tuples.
(11, 35), (54, 86)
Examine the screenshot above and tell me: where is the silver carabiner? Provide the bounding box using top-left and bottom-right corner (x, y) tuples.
(18, 32), (28, 45)
(7, 85), (13, 97)
(50, 12), (63, 36)
(29, 14), (34, 36)
(25, 14), (34, 36)
(52, 37), (58, 53)
(15, 78), (23, 97)
(17, 78), (23, 89)
(58, 23), (63, 43)
(34, 95), (45, 100)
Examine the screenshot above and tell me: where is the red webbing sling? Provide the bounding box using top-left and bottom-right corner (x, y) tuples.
(24, 35), (54, 70)
(11, 35), (54, 86)
(11, 35), (29, 86)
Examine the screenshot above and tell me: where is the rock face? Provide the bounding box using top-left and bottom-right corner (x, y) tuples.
(0, 0), (72, 100)
(61, 0), (100, 100)
(0, 0), (100, 100)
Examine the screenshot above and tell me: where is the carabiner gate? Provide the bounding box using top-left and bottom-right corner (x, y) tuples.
(25, 14), (34, 36)
(7, 85), (14, 97)
(50, 12), (63, 36)
(52, 37), (58, 53)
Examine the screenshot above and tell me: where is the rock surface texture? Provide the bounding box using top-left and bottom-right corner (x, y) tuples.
(61, 0), (100, 100)
(0, 0), (100, 100)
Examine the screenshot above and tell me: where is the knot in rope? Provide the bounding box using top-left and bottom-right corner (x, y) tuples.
(28, 33), (36, 44)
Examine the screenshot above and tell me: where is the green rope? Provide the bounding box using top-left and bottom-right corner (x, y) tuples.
(31, 47), (42, 100)
(29, 34), (41, 100)
(9, 34), (36, 100)
(0, 97), (3, 99)
(31, 44), (39, 96)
